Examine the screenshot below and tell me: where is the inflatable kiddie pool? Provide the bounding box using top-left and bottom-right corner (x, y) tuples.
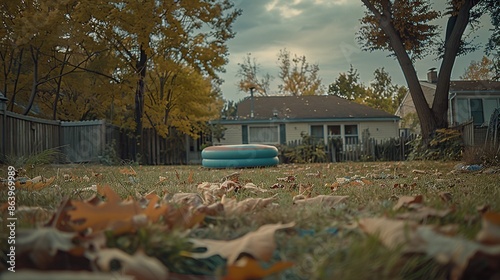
(201, 144), (279, 168)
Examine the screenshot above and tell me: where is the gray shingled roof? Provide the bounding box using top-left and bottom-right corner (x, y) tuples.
(450, 80), (500, 92)
(236, 95), (397, 120)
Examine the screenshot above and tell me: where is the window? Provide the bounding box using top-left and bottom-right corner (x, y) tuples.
(344, 125), (358, 144)
(249, 126), (278, 143)
(470, 99), (484, 125)
(327, 125), (341, 138)
(455, 98), (470, 124)
(310, 125), (324, 144)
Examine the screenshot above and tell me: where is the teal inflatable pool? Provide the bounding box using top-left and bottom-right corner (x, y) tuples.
(201, 144), (279, 168)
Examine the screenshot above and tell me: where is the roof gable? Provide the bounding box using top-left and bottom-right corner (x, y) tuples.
(236, 95), (397, 120)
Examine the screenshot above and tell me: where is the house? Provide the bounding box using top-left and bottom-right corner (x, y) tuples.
(212, 95), (400, 146)
(395, 69), (500, 128)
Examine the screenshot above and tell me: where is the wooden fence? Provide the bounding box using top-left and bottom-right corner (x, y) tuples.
(284, 135), (416, 163)
(0, 111), (190, 164)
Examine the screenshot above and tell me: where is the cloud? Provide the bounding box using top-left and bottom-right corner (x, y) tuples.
(220, 0), (492, 101)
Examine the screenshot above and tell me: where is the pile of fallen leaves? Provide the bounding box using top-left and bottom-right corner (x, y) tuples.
(1, 179), (302, 279)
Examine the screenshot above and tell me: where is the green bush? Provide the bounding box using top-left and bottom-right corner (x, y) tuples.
(279, 133), (328, 163)
(409, 128), (464, 161)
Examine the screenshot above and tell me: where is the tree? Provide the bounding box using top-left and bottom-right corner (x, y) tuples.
(328, 66), (406, 114)
(328, 65), (368, 101)
(365, 68), (407, 113)
(236, 53), (273, 95)
(460, 56), (496, 80)
(357, 0), (499, 142)
(277, 49), (324, 96)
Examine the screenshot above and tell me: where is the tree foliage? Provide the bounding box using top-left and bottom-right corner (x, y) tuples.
(328, 65), (366, 101)
(0, 0), (239, 142)
(460, 56), (496, 80)
(277, 49), (324, 96)
(357, 0), (498, 142)
(236, 53), (273, 96)
(328, 66), (406, 114)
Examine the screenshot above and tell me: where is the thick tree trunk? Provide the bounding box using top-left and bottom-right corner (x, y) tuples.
(361, 0), (435, 140)
(432, 0), (476, 128)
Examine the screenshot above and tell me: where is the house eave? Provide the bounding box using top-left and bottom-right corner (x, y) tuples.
(211, 117), (400, 125)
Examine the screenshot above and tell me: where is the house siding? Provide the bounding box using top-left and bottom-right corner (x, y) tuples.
(359, 121), (399, 140)
(215, 124), (241, 145)
(285, 123), (309, 142)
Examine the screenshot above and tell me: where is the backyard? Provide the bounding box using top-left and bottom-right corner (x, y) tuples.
(1, 160), (499, 279)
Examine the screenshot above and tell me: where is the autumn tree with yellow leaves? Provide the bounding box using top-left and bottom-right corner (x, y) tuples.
(1, 0), (240, 157)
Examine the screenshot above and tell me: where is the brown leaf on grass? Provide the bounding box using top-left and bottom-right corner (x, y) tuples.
(392, 195), (423, 210)
(94, 248), (168, 280)
(223, 256), (294, 280)
(119, 167), (137, 176)
(68, 185), (168, 233)
(188, 222), (295, 264)
(241, 182), (268, 193)
(163, 205), (206, 229)
(293, 195), (348, 208)
(221, 194), (278, 215)
(170, 193), (204, 208)
(476, 211), (500, 245)
(415, 226), (500, 280)
(196, 202), (224, 216)
(17, 227), (78, 269)
(358, 218), (418, 249)
(15, 176), (55, 191)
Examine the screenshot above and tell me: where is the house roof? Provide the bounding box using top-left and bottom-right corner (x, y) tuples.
(233, 95), (398, 121)
(449, 80), (500, 92)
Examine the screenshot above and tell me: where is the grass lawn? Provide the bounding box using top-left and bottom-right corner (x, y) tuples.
(1, 161), (499, 279)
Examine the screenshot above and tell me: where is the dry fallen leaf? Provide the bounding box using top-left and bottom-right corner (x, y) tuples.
(119, 167), (137, 176)
(358, 218), (418, 249)
(392, 195), (423, 210)
(415, 226), (500, 280)
(476, 211), (500, 245)
(94, 248), (168, 280)
(188, 222), (295, 264)
(222, 194), (278, 215)
(68, 185), (167, 233)
(223, 256), (294, 280)
(15, 176), (55, 191)
(293, 195), (348, 208)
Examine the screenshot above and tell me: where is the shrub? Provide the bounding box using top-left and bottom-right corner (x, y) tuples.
(462, 144), (500, 167)
(279, 133), (328, 164)
(409, 128), (463, 161)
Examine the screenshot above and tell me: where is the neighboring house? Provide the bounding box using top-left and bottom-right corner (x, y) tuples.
(396, 69), (500, 128)
(212, 95), (400, 146)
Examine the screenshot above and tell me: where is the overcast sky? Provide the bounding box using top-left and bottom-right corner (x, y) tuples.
(218, 0), (493, 101)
